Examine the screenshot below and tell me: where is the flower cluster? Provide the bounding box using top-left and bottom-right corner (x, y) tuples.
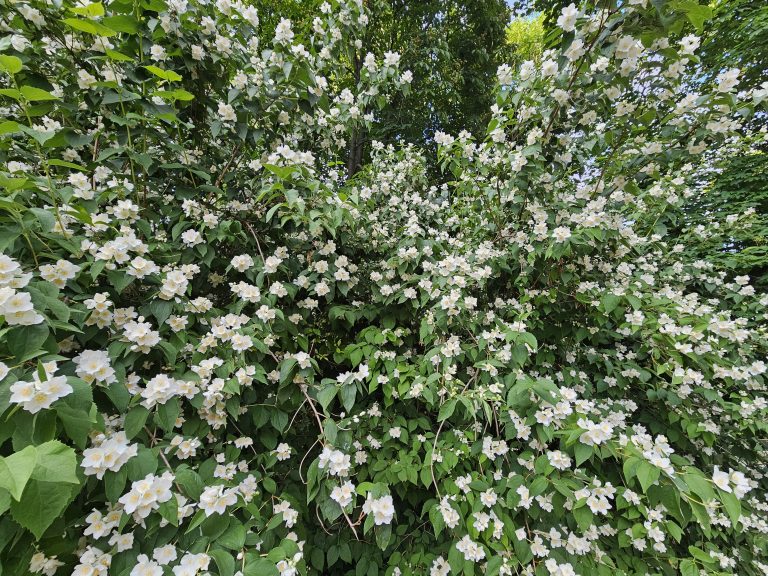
(9, 362), (72, 414)
(0, 0), (765, 575)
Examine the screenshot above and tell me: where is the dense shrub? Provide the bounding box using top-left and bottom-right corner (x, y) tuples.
(0, 1), (766, 575)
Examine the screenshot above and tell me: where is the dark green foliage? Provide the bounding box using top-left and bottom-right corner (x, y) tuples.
(370, 0), (511, 145)
(700, 0), (768, 93)
(683, 151), (768, 289)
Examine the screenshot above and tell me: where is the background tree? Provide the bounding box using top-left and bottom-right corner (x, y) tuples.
(343, 0), (511, 175)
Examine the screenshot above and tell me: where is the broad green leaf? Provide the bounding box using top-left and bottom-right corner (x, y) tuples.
(0, 120), (21, 135)
(637, 460), (661, 492)
(7, 324), (49, 363)
(316, 385), (336, 411)
(62, 17), (117, 36)
(103, 14), (140, 33)
(437, 398), (458, 422)
(0, 88), (21, 100)
(144, 65), (183, 82)
(720, 491), (741, 525)
(243, 558), (278, 576)
(10, 479), (77, 539)
(48, 159), (87, 171)
(0, 55), (22, 75)
(218, 523), (246, 549)
(31, 440), (80, 484)
(0, 446), (37, 500)
(69, 2), (105, 17)
(125, 405), (150, 439)
(20, 86), (59, 102)
(105, 49), (134, 62)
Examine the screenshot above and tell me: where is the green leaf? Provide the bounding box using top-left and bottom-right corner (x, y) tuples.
(637, 461), (661, 492)
(316, 385), (336, 411)
(375, 523), (392, 550)
(176, 467), (204, 500)
(7, 324), (49, 363)
(158, 494), (179, 526)
(125, 405), (150, 439)
(62, 17), (117, 36)
(105, 49), (134, 62)
(243, 558), (278, 576)
(679, 559), (698, 576)
(104, 467), (128, 503)
(69, 2), (105, 17)
(102, 14), (140, 33)
(210, 549), (235, 576)
(340, 383), (356, 412)
(48, 159), (88, 171)
(0, 445), (37, 500)
(55, 405), (94, 448)
(31, 440), (80, 484)
(20, 86), (59, 102)
(0, 88), (21, 101)
(671, 0), (713, 31)
(144, 65), (182, 82)
(720, 490), (741, 525)
(573, 504), (593, 530)
(323, 419), (338, 444)
(106, 269), (133, 294)
(683, 471), (715, 501)
(0, 489), (10, 515)
(154, 89), (195, 101)
(10, 479), (77, 539)
(574, 443), (592, 466)
(438, 398), (458, 422)
(0, 120), (21, 135)
(126, 446), (158, 481)
(155, 397), (180, 431)
(218, 523), (246, 549)
(149, 299), (174, 326)
(0, 55), (22, 75)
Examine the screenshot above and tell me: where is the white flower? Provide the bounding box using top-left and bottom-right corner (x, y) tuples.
(153, 545), (177, 566)
(199, 485), (239, 516)
(119, 472), (174, 519)
(456, 535), (485, 562)
(39, 259), (80, 288)
(149, 44), (167, 61)
(318, 447), (351, 477)
(552, 226), (572, 243)
(294, 351), (312, 369)
(127, 257), (159, 279)
(480, 489), (497, 508)
(716, 68), (740, 93)
(10, 362), (72, 414)
(181, 229), (203, 247)
(74, 350), (116, 384)
(712, 467), (731, 492)
(330, 481), (355, 507)
(0, 289), (44, 325)
(556, 3), (579, 32)
(81, 431), (138, 479)
(218, 102), (237, 122)
(274, 18), (294, 43)
(123, 317), (161, 353)
(362, 494), (394, 525)
(30, 552), (64, 576)
(131, 554), (163, 576)
(274, 443), (291, 460)
(679, 34), (700, 55)
(547, 450), (572, 470)
(231, 254), (254, 272)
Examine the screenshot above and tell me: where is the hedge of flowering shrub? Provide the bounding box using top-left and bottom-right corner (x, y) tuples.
(0, 0), (767, 575)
